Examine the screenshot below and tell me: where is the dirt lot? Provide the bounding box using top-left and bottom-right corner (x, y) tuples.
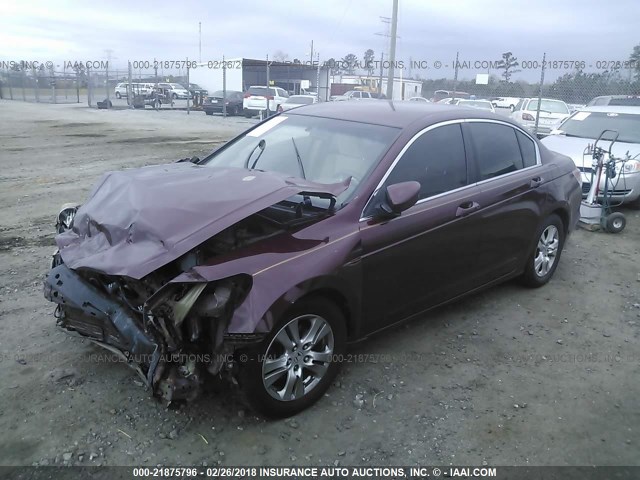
(0, 99), (639, 469)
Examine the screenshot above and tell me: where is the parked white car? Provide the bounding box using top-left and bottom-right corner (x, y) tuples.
(408, 96), (430, 102)
(242, 86), (289, 117)
(510, 98), (571, 137)
(114, 83), (129, 99)
(278, 94), (317, 112)
(114, 82), (153, 98)
(158, 83), (191, 99)
(331, 90), (373, 101)
(458, 99), (495, 113)
(491, 97), (520, 111)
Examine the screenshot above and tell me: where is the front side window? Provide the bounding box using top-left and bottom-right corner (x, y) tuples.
(382, 124), (468, 201)
(468, 123), (524, 180)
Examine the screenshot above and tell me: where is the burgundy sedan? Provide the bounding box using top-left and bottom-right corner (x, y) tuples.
(45, 102), (582, 417)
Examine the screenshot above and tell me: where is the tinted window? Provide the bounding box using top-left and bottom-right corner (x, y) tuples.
(516, 131), (538, 167)
(468, 123), (524, 180)
(384, 124), (468, 200)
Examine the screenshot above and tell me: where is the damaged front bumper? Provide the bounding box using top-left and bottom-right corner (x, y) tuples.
(44, 263), (260, 402)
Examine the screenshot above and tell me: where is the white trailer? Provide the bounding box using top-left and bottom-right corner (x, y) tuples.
(190, 58), (244, 94)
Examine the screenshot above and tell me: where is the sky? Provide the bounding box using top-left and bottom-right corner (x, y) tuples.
(1, 0), (638, 82)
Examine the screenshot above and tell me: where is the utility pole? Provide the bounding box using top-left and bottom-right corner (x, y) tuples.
(199, 22), (202, 62)
(452, 51), (459, 99)
(378, 52), (384, 96)
(375, 16), (392, 70)
(385, 0), (398, 100)
(309, 40), (314, 65)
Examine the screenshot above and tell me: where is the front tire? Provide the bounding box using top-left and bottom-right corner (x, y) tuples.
(238, 296), (346, 417)
(521, 214), (565, 288)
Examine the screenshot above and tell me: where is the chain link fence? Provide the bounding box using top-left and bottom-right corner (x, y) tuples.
(2, 54), (638, 130)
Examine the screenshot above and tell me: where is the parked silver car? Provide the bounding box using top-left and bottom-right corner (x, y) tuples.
(278, 94), (317, 112)
(511, 98), (571, 137)
(541, 106), (640, 207)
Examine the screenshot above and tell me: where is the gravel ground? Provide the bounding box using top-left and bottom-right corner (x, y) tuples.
(0, 99), (638, 469)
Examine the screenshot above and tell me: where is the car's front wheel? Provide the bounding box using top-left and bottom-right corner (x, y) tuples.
(239, 296), (346, 417)
(521, 214), (565, 287)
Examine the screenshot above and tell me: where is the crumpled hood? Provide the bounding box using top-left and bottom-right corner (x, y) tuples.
(541, 135), (640, 169)
(57, 163), (348, 279)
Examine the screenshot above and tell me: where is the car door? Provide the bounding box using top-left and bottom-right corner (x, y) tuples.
(462, 121), (547, 280)
(359, 122), (487, 334)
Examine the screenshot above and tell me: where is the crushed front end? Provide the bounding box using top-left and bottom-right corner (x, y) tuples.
(44, 262), (254, 402)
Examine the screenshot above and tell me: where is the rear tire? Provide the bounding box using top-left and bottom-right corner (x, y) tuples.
(243, 109), (252, 118)
(238, 296), (346, 418)
(520, 214), (565, 288)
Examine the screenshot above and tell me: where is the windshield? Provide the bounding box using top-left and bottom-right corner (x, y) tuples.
(201, 115), (399, 206)
(526, 99), (569, 114)
(558, 111), (640, 143)
(170, 83), (184, 89)
(287, 96), (314, 104)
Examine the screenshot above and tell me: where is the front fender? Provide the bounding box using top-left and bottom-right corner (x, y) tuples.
(170, 229), (363, 337)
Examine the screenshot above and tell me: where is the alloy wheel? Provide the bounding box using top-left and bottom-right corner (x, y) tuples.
(262, 314), (334, 402)
(534, 225), (559, 277)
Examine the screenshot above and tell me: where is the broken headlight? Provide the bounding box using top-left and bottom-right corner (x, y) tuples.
(56, 203), (80, 234)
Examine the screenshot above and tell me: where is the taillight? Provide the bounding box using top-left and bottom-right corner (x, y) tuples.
(266, 95), (274, 100)
(522, 113), (536, 121)
(243, 93), (251, 98)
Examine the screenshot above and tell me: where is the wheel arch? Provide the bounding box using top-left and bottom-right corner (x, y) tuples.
(259, 275), (361, 342)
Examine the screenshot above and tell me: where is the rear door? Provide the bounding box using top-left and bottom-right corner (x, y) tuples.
(462, 121), (547, 280)
(360, 122), (487, 333)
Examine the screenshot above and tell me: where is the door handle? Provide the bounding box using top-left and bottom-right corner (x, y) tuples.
(456, 201), (481, 217)
(530, 176), (543, 188)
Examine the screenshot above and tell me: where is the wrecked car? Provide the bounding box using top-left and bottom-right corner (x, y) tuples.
(44, 102), (582, 417)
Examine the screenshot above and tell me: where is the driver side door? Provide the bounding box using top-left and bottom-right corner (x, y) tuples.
(359, 122), (486, 334)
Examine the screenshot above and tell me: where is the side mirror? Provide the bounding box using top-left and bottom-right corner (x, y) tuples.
(379, 181), (420, 217)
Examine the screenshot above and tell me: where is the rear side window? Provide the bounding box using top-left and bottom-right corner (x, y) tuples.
(384, 124), (468, 200)
(468, 123), (524, 180)
(515, 131), (538, 168)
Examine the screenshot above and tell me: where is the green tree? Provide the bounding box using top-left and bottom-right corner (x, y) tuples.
(630, 43), (640, 81)
(341, 53), (358, 75)
(363, 49), (375, 76)
(496, 52), (521, 82)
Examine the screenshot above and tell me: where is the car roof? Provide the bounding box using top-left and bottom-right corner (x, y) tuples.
(591, 95), (640, 99)
(581, 106), (640, 115)
(285, 101), (507, 128)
